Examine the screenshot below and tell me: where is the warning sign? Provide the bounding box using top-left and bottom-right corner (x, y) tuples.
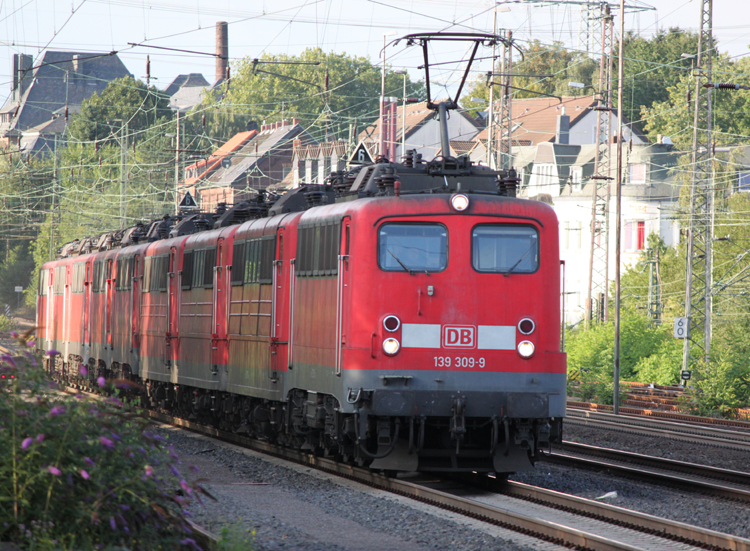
(349, 142), (374, 165)
(178, 190), (198, 209)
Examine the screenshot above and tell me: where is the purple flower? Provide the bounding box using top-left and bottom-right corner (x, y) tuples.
(180, 538), (201, 550)
(27, 340), (35, 348)
(46, 350), (59, 357)
(180, 480), (192, 495)
(80, 469), (89, 480)
(36, 434), (45, 443)
(48, 466), (61, 476)
(99, 436), (114, 449)
(97, 376), (106, 388)
(10, 331), (18, 338)
(75, 394), (84, 400)
(169, 445), (179, 460)
(110, 432), (122, 442)
(79, 365), (88, 376)
(144, 465), (153, 477)
(84, 457), (95, 467)
(169, 464), (181, 478)
(21, 437), (33, 450)
(1, 354), (16, 369)
(109, 517), (117, 531)
(48, 406), (65, 417)
(189, 465), (199, 473)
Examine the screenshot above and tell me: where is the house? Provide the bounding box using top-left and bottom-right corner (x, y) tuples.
(0, 51), (132, 151)
(358, 101), (481, 163)
(473, 96), (649, 166)
(165, 73), (212, 114)
(189, 119), (316, 211)
(514, 140), (681, 322)
(292, 140), (348, 187)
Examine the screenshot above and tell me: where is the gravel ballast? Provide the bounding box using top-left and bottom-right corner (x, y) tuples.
(162, 427), (563, 551)
(159, 418), (750, 550)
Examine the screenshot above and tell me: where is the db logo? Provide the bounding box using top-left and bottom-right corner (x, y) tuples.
(443, 325), (476, 348)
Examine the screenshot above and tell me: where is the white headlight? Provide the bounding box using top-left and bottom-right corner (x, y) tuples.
(382, 338), (400, 356)
(450, 194), (469, 212)
(517, 340), (535, 358)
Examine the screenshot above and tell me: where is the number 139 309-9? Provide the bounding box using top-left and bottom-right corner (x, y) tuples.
(434, 356), (485, 368)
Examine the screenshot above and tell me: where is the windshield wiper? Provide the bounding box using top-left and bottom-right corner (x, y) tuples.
(388, 249), (415, 275)
(504, 244), (535, 277)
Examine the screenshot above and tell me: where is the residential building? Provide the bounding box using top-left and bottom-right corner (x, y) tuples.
(0, 51), (132, 151)
(186, 119), (316, 211)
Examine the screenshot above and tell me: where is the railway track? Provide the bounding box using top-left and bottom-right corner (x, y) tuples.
(546, 441), (750, 503)
(568, 400), (750, 427)
(566, 407), (750, 450)
(149, 409), (750, 551)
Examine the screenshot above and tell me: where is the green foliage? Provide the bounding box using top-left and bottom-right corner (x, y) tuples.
(0, 244), (35, 309)
(205, 48), (424, 141)
(0, 335), (209, 550)
(681, 358), (750, 418)
(566, 311), (679, 403)
(642, 54), (750, 147)
(216, 523), (256, 551)
(68, 77), (173, 144)
(621, 28), (700, 132)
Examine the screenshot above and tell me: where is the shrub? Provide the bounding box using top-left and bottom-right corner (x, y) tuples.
(0, 332), (212, 551)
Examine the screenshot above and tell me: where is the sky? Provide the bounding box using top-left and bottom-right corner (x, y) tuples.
(0, 0), (748, 102)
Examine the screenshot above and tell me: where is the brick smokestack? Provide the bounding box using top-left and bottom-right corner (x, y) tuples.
(216, 22), (228, 83)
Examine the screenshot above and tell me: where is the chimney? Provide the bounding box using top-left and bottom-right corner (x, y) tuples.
(292, 117), (300, 126)
(282, 119), (288, 128)
(555, 112), (570, 145)
(215, 21), (228, 83)
(73, 54), (81, 73)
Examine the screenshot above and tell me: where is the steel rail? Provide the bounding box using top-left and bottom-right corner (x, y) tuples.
(547, 441), (750, 503)
(149, 410), (750, 551)
(568, 402), (750, 429)
(566, 409), (750, 451)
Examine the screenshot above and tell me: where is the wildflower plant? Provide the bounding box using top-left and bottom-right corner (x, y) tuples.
(0, 330), (214, 550)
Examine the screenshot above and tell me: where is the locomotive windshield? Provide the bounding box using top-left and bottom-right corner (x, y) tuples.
(378, 223), (447, 273)
(472, 225), (539, 274)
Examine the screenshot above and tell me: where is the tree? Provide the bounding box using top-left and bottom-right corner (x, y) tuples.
(197, 48), (424, 142)
(621, 28), (701, 132)
(67, 77), (173, 145)
(642, 54), (750, 147)
(460, 40), (597, 118)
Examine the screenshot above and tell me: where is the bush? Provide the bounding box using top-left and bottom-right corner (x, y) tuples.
(680, 358), (750, 419)
(0, 332), (212, 551)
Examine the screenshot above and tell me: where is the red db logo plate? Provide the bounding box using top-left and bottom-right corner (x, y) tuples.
(443, 325), (476, 348)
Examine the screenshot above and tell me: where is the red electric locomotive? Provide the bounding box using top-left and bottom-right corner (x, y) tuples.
(37, 34), (566, 473)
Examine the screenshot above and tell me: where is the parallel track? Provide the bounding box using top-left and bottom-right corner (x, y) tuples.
(546, 441), (750, 503)
(150, 410), (750, 551)
(566, 408), (750, 451)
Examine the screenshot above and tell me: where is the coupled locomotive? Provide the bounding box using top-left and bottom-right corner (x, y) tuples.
(37, 33), (566, 473)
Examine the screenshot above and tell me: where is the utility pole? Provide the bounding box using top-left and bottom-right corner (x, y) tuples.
(647, 248), (662, 326)
(613, 0), (625, 415)
(120, 122), (128, 230)
(175, 111), (181, 214)
(682, 0), (714, 375)
(49, 134), (58, 260)
(499, 30), (514, 171)
(585, 4), (614, 327)
(487, 11), (498, 169)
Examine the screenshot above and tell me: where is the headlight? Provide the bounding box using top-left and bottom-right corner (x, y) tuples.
(382, 338), (400, 356)
(518, 318), (535, 335)
(517, 340), (535, 358)
(450, 194), (469, 212)
(383, 315), (401, 332)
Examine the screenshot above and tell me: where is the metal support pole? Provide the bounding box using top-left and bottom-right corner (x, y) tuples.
(175, 111), (180, 214)
(487, 11), (497, 169)
(614, 0), (625, 415)
(682, 0), (714, 375)
(120, 122), (128, 230)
